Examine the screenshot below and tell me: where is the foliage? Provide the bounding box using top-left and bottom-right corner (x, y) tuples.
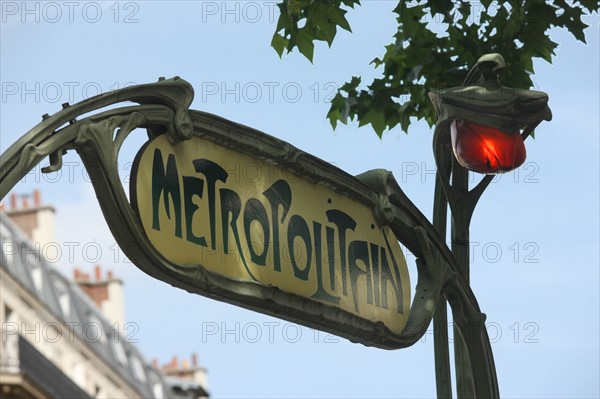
(271, 0), (599, 136)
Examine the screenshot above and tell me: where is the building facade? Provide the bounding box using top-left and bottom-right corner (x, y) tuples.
(0, 191), (209, 398)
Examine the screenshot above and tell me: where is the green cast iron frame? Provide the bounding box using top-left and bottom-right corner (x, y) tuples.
(429, 53), (551, 398)
(0, 54), (551, 398)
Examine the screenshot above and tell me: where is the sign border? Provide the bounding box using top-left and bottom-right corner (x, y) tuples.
(128, 109), (412, 349)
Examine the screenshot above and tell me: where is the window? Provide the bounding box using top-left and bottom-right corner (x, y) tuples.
(153, 381), (164, 399)
(84, 313), (107, 344)
(110, 335), (128, 365)
(1, 238), (15, 266)
(30, 266), (43, 293)
(129, 354), (147, 383)
(53, 277), (71, 318)
(72, 361), (86, 388)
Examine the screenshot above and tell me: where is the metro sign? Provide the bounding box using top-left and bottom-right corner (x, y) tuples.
(131, 133), (411, 337)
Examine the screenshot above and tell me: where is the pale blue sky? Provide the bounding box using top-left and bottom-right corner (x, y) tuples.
(1, 1), (598, 398)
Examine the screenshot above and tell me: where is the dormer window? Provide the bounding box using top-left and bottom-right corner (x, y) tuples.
(31, 265), (43, 293)
(111, 335), (129, 365)
(130, 354), (147, 383)
(52, 277), (71, 318)
(85, 313), (107, 344)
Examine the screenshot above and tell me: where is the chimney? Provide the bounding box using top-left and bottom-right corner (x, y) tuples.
(76, 266), (125, 330)
(33, 190), (41, 207)
(5, 189), (56, 250)
(161, 353), (209, 391)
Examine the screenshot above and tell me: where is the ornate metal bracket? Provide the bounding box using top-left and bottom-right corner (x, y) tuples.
(0, 77), (194, 200)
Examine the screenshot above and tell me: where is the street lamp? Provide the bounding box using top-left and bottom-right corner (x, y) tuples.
(428, 53), (552, 397)
(430, 53), (552, 175)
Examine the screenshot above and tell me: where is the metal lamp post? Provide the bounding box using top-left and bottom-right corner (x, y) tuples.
(428, 53), (552, 398)
(0, 54), (552, 399)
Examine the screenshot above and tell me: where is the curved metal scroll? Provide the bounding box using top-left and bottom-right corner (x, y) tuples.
(0, 78), (498, 397)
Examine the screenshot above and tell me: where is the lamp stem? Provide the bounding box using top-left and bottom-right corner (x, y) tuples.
(451, 159), (476, 398)
(433, 170), (453, 398)
(521, 121), (541, 141)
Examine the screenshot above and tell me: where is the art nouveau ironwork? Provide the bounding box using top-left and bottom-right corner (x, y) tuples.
(0, 53), (552, 398)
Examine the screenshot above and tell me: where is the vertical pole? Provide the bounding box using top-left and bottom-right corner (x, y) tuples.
(433, 173), (452, 398)
(433, 151), (452, 398)
(451, 160), (475, 398)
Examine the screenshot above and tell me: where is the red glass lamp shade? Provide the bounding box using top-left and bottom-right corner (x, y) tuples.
(450, 120), (526, 174)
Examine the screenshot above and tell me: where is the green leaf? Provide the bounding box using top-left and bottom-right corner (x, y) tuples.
(271, 34), (288, 58)
(407, 64), (423, 82)
(579, 0), (600, 13)
(556, 4), (589, 43)
(287, 0), (309, 18)
(360, 109), (386, 137)
(341, 0), (361, 9)
(296, 28), (315, 62)
(328, 7), (352, 32)
(340, 76), (361, 93)
(311, 3), (337, 45)
(520, 53), (535, 74)
(275, 2), (289, 31)
(326, 107), (341, 130)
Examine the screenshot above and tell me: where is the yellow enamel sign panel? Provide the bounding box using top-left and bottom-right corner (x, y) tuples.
(131, 135), (411, 334)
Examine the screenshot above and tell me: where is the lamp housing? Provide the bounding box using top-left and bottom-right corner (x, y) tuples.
(429, 53), (552, 175)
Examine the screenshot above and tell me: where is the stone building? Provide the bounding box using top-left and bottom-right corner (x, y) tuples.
(0, 190), (209, 398)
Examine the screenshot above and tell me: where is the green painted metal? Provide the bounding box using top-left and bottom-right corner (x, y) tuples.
(429, 53), (552, 398)
(0, 77), (478, 350)
(0, 53), (552, 398)
(432, 145), (453, 399)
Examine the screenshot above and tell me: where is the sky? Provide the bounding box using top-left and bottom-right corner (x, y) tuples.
(1, 1), (598, 398)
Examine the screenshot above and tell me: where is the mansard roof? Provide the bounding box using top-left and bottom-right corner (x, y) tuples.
(0, 215), (170, 398)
